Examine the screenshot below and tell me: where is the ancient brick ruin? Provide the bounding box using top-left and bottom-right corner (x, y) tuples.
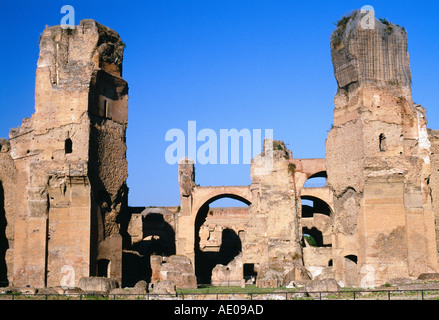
(0, 20), (128, 288)
(1, 12), (439, 291)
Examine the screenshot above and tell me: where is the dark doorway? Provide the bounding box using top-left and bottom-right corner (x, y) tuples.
(243, 263), (257, 284)
(97, 259), (110, 277)
(218, 228), (242, 265)
(65, 138), (73, 154)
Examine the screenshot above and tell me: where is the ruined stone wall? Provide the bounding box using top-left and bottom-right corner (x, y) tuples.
(88, 73), (128, 282)
(242, 140), (306, 287)
(150, 255), (197, 289)
(175, 158), (196, 263)
(8, 20), (128, 288)
(429, 129), (439, 264)
(326, 12), (438, 286)
(0, 139), (17, 286)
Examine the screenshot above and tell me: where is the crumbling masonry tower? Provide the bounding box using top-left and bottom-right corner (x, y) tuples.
(1, 20), (129, 287)
(326, 12), (439, 285)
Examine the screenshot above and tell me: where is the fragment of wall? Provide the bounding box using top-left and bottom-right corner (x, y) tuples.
(429, 129), (439, 264)
(0, 139), (17, 285)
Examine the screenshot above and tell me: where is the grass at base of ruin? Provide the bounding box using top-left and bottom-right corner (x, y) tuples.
(176, 285), (379, 295)
(176, 285), (299, 294)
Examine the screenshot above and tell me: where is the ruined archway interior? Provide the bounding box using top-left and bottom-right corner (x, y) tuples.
(301, 196), (332, 248)
(303, 227), (330, 248)
(301, 196), (331, 218)
(301, 192), (334, 279)
(195, 196), (249, 284)
(122, 210), (177, 287)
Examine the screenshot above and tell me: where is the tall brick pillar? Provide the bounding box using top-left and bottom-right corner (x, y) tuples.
(326, 11), (438, 286)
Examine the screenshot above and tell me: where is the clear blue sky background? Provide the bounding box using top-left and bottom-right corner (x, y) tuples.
(1, 1), (438, 207)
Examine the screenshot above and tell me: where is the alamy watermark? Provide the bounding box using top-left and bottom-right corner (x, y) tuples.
(360, 5), (375, 30)
(60, 5), (75, 29)
(165, 121), (274, 171)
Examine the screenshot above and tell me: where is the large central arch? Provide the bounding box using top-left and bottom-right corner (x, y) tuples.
(176, 185), (252, 281)
(193, 187), (251, 284)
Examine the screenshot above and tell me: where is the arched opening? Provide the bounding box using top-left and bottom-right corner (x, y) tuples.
(0, 181), (7, 287)
(302, 227), (331, 247)
(303, 171), (327, 188)
(195, 194), (250, 284)
(301, 196), (332, 217)
(345, 255), (358, 264)
(97, 259), (111, 277)
(65, 138), (73, 154)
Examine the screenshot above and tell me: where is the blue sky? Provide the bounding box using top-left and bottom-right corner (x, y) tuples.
(1, 1), (438, 207)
